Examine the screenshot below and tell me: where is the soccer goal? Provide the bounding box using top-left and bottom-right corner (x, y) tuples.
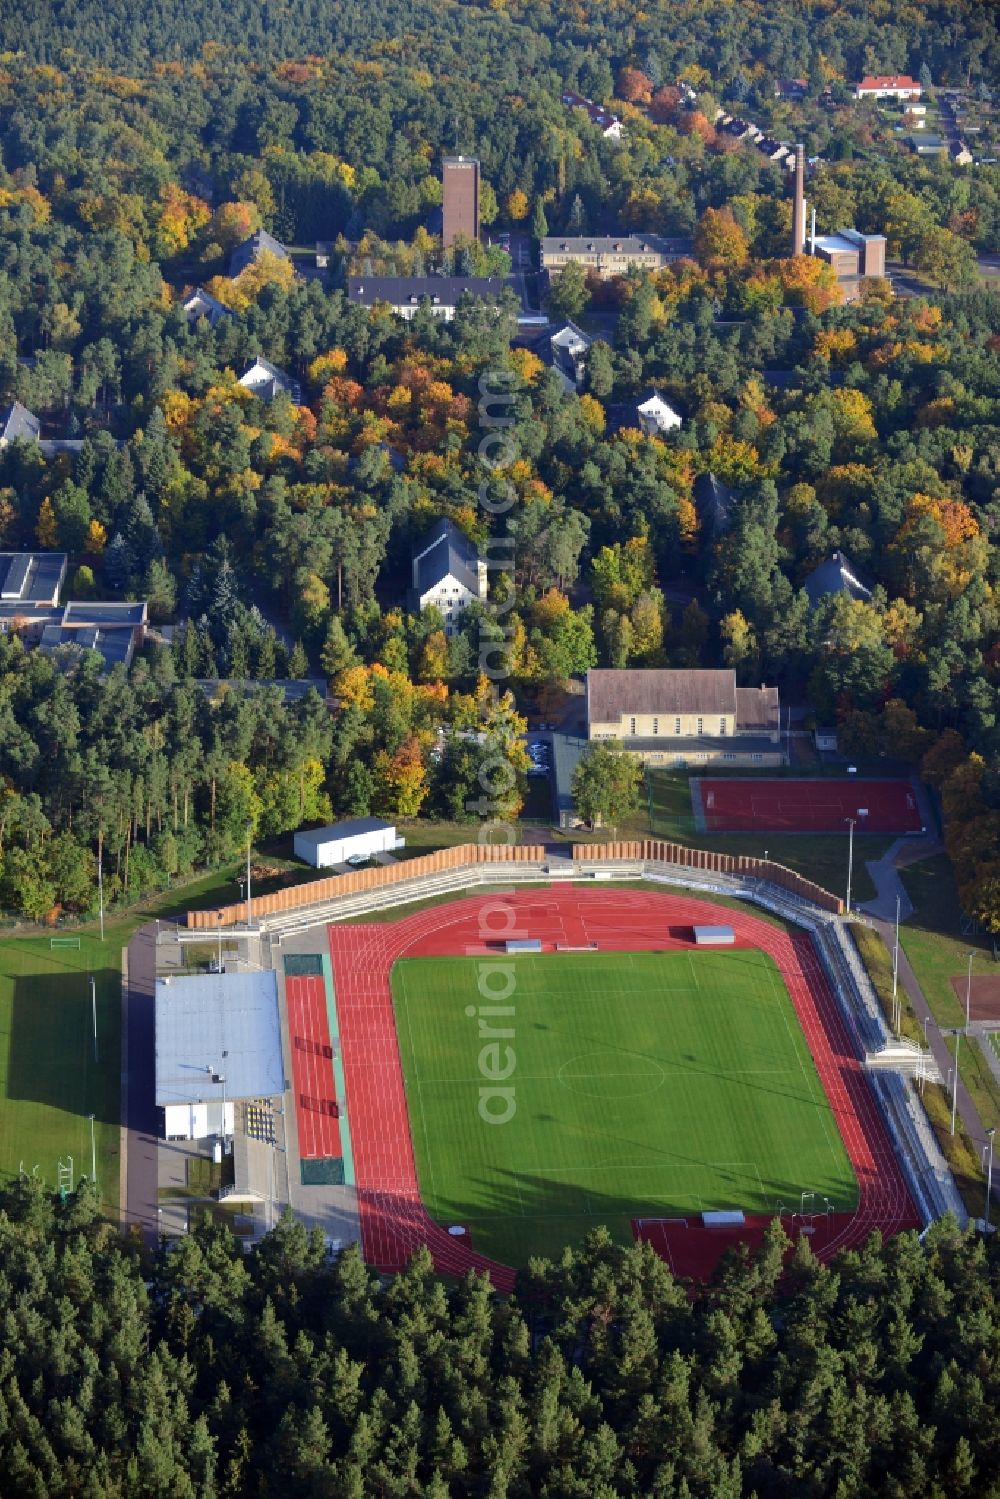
(50, 936), (81, 950)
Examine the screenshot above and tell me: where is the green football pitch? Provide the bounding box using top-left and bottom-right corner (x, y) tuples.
(392, 950), (858, 1264)
(0, 936), (121, 1207)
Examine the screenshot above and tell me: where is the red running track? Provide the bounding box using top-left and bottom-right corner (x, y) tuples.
(635, 1209), (860, 1280)
(699, 777), (923, 834)
(285, 974), (341, 1159)
(327, 888), (919, 1288)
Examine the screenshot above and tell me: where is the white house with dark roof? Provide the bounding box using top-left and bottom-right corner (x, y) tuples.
(238, 357), (302, 405)
(0, 401), (41, 447)
(549, 321), (592, 391)
(347, 275), (507, 322)
(182, 287), (232, 328)
(585, 667), (783, 768)
(411, 518), (487, 635)
(635, 389), (682, 435)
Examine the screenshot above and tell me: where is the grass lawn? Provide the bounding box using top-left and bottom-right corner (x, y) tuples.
(898, 854), (1000, 1130)
(392, 949), (857, 1265)
(642, 769), (890, 904)
(0, 853), (292, 1217)
(0, 931), (122, 1208)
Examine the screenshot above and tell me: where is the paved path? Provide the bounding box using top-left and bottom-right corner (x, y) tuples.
(861, 823), (995, 1218)
(860, 838), (916, 922)
(870, 913), (994, 1214)
(860, 827), (941, 923)
(123, 923), (159, 1245)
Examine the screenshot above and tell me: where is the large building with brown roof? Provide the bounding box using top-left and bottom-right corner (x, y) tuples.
(586, 668), (783, 768)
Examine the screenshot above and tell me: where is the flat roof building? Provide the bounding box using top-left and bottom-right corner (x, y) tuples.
(38, 599), (148, 671)
(294, 816), (400, 868)
(811, 228), (886, 292)
(0, 551), (67, 609)
(155, 971), (285, 1141)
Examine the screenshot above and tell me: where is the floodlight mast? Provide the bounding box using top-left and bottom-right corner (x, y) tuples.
(246, 821), (253, 929)
(892, 895), (900, 1033)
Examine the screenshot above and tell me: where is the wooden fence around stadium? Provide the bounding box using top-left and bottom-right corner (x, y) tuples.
(185, 839), (843, 928)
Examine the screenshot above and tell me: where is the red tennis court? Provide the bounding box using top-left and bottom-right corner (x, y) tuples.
(285, 974), (341, 1158)
(699, 777), (924, 834)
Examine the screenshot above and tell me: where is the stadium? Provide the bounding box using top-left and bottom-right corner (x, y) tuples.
(177, 840), (958, 1284)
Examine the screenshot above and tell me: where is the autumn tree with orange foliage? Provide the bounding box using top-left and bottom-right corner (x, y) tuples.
(209, 200), (263, 251)
(373, 735), (429, 817)
(694, 208), (749, 267)
(775, 254), (843, 313)
(616, 66), (654, 104)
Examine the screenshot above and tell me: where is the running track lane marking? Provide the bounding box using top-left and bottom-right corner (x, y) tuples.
(327, 889), (919, 1286)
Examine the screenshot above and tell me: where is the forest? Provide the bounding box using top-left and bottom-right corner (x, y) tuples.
(0, 4), (995, 926)
(5, 0), (1000, 92)
(0, 1179), (998, 1499)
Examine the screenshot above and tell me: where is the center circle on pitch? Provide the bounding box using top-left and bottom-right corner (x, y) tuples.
(557, 1051), (665, 1098)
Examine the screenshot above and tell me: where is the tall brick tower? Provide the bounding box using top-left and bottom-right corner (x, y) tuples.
(442, 155), (480, 247)
(791, 144), (806, 256)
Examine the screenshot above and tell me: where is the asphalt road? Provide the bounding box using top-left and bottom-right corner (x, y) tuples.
(124, 923), (160, 1244)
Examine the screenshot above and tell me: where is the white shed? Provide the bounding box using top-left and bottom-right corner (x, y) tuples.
(294, 816), (400, 868)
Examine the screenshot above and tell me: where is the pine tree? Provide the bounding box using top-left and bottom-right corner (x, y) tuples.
(530, 197), (549, 241)
(102, 532), (130, 592)
(287, 640), (309, 679)
(320, 616), (358, 678)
